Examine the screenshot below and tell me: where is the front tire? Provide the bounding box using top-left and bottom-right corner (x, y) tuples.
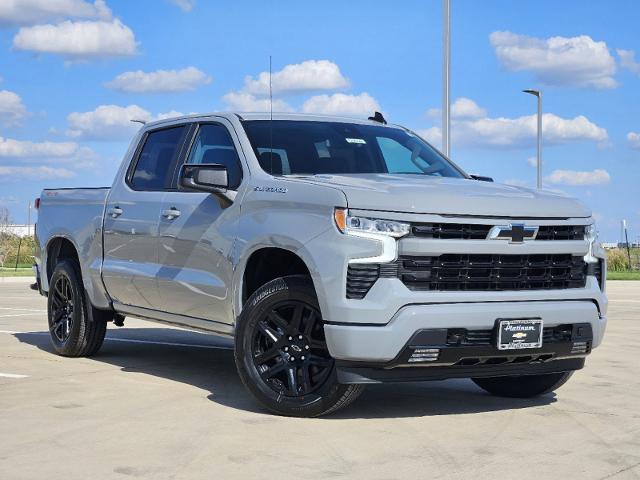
(472, 371), (574, 398)
(47, 260), (109, 357)
(234, 275), (364, 417)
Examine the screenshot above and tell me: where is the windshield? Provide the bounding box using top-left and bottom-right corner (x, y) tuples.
(242, 120), (466, 178)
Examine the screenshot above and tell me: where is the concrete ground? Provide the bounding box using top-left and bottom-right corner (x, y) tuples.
(0, 278), (638, 480)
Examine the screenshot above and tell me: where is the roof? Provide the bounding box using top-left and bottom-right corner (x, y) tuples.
(143, 111), (397, 129)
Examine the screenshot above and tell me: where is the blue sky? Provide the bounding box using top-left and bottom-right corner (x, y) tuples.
(0, 0), (638, 241)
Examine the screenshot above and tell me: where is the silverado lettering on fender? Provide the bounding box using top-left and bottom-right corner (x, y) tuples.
(34, 113), (608, 417)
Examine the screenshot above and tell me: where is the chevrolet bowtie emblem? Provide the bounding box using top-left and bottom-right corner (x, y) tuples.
(512, 332), (528, 339)
(488, 223), (538, 243)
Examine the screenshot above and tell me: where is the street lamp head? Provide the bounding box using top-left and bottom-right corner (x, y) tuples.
(523, 89), (540, 97)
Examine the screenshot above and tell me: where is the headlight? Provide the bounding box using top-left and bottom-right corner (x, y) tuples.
(334, 208), (410, 238)
(585, 223), (598, 244)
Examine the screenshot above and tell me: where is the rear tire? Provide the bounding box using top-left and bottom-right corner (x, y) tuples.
(47, 260), (109, 357)
(234, 275), (364, 417)
(472, 371), (574, 398)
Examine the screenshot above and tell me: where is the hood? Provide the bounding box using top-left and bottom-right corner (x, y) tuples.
(298, 174), (591, 218)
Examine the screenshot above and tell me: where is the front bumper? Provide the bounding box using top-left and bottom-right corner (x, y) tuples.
(324, 299), (605, 383)
(337, 358), (586, 384)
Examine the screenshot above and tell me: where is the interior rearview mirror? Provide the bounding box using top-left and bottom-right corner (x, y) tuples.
(180, 163), (229, 192)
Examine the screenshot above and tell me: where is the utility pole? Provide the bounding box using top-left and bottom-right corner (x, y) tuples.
(442, 0), (451, 157)
(523, 89), (542, 189)
(623, 219), (632, 270)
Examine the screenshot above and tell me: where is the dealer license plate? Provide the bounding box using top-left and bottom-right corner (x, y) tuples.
(497, 319), (543, 350)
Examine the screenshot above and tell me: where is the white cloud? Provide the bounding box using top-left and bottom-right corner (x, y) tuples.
(527, 156), (537, 167)
(426, 98), (486, 120)
(222, 91), (293, 112)
(420, 99), (608, 149)
(546, 169), (611, 186)
(66, 104), (151, 139)
(65, 105), (189, 139)
(628, 132), (640, 150)
(416, 126), (440, 146)
(301, 92), (381, 117)
(0, 90), (29, 127)
(0, 165), (74, 180)
(168, 0), (195, 12)
(105, 67), (211, 93)
(13, 19), (137, 60)
(451, 97), (486, 119)
(0, 0), (111, 26)
(617, 49), (640, 75)
(0, 136), (99, 172)
(155, 110), (185, 120)
(242, 60), (350, 96)
(0, 137), (78, 157)
(490, 31), (617, 88)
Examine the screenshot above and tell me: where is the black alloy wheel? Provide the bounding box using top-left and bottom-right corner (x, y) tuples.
(235, 275), (364, 417)
(252, 300), (332, 397)
(49, 274), (75, 343)
(47, 259), (109, 357)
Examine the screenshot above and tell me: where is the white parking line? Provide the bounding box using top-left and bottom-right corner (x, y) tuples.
(0, 373), (29, 379)
(0, 313), (42, 318)
(0, 307), (47, 313)
(0, 329), (232, 350)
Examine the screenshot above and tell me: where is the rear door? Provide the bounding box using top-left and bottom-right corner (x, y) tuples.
(155, 120), (245, 325)
(102, 124), (190, 309)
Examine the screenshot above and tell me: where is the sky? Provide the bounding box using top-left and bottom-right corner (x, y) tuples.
(0, 0), (638, 241)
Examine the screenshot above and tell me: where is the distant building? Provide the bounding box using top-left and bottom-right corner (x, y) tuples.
(0, 224), (35, 238)
(601, 242), (618, 249)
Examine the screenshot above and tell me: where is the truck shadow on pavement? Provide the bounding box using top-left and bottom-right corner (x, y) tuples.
(16, 328), (557, 419)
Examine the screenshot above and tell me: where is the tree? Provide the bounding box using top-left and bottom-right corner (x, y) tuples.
(0, 206), (12, 235)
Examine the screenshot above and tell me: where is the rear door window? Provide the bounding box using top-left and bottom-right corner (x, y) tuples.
(130, 126), (187, 191)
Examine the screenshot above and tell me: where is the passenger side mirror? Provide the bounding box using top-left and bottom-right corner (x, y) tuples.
(469, 174), (494, 182)
(180, 163), (229, 192)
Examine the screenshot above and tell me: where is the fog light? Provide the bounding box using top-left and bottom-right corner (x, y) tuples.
(408, 347), (440, 363)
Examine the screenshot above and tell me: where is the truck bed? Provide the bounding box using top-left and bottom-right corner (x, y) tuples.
(36, 187), (111, 308)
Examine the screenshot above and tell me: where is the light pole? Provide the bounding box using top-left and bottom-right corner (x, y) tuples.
(442, 0), (451, 157)
(523, 89), (542, 189)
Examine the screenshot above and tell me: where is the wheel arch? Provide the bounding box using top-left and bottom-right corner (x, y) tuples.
(45, 236), (81, 283)
(236, 246), (323, 318)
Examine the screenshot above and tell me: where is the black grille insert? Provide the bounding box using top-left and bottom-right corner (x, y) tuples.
(536, 225), (586, 241)
(411, 223), (586, 241)
(346, 264), (379, 299)
(394, 254), (587, 291)
(446, 325), (574, 346)
(412, 223), (491, 239)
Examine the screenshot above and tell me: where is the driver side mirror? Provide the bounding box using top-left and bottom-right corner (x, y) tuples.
(180, 163), (229, 192)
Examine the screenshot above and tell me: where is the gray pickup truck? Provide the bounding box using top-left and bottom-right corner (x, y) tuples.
(34, 112), (608, 417)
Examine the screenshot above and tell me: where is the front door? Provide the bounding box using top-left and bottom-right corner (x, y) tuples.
(102, 125), (189, 310)
(156, 121), (245, 326)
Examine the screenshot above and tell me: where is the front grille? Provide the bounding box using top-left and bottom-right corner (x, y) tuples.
(391, 254), (587, 291)
(412, 223), (491, 239)
(411, 223), (585, 241)
(346, 264), (379, 299)
(536, 225), (586, 241)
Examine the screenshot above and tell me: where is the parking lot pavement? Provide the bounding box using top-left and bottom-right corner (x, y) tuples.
(0, 280), (638, 480)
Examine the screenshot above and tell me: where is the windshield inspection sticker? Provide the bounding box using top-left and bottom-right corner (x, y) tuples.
(345, 138), (367, 144)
